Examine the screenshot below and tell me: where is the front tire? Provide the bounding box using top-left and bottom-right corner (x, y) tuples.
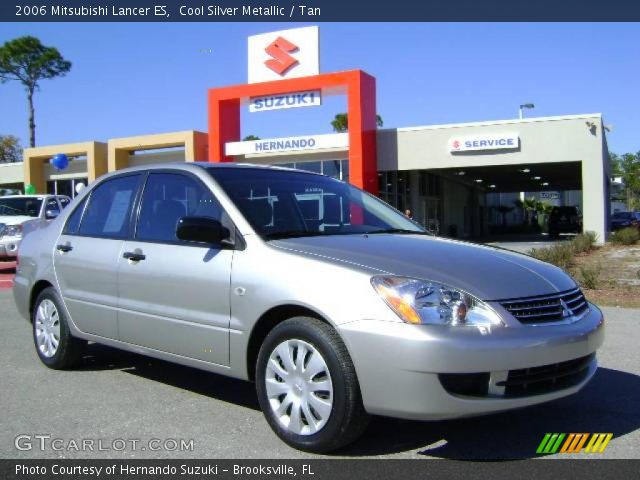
(256, 317), (369, 453)
(32, 287), (85, 369)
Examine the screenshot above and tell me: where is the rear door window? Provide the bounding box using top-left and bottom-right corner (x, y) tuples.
(78, 175), (141, 239)
(64, 197), (88, 235)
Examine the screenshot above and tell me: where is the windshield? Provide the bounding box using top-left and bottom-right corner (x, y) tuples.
(0, 197), (43, 217)
(612, 212), (632, 219)
(208, 168), (425, 239)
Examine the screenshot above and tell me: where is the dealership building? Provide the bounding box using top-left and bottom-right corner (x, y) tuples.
(0, 26), (611, 242)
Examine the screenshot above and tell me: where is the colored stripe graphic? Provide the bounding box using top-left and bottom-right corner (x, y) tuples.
(560, 433), (589, 453)
(538, 433), (613, 454)
(537, 433), (566, 454)
(584, 433), (613, 453)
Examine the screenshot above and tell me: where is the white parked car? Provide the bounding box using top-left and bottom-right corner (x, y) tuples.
(0, 195), (71, 259)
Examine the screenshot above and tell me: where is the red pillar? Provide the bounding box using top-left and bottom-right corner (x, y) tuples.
(347, 71), (378, 195)
(208, 92), (240, 163)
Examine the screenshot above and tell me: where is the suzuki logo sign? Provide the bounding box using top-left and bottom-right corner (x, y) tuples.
(249, 90), (322, 112)
(248, 26), (319, 83)
(264, 37), (299, 76)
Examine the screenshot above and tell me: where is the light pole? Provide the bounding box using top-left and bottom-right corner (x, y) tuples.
(519, 103), (535, 119)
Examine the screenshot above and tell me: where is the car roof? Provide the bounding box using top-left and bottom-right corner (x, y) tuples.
(97, 161), (324, 179)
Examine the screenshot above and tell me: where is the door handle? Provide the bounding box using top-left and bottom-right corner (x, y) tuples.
(123, 251), (146, 261)
(56, 244), (73, 253)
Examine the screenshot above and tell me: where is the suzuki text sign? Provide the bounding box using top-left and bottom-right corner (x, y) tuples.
(450, 133), (520, 152)
(226, 133), (348, 156)
(249, 90), (322, 112)
(248, 26), (320, 83)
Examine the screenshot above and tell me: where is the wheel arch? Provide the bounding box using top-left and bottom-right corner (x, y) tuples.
(29, 280), (54, 321)
(246, 304), (334, 381)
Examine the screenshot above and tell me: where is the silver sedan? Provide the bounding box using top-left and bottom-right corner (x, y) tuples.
(13, 163), (604, 452)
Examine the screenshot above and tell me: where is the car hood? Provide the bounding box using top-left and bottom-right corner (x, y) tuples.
(271, 234), (577, 301)
(0, 215), (34, 226)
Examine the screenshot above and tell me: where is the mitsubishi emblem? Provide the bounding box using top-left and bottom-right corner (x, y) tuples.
(560, 299), (572, 318)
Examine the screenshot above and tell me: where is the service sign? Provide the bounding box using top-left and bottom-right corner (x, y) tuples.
(248, 26), (320, 83)
(249, 90), (322, 112)
(226, 133), (348, 156)
(449, 133), (519, 152)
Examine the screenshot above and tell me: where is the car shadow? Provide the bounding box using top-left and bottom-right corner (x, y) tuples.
(77, 344), (639, 459)
(78, 343), (260, 411)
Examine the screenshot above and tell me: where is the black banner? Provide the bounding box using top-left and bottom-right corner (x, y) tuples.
(2, 0), (640, 22)
(3, 460), (640, 480)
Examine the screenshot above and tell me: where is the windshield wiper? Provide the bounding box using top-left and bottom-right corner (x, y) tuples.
(365, 228), (431, 235)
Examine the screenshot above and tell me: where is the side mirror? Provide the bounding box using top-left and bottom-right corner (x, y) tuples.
(45, 209), (60, 220)
(176, 216), (230, 245)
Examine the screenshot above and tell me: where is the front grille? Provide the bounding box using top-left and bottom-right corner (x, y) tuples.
(500, 288), (589, 325)
(499, 354), (595, 398)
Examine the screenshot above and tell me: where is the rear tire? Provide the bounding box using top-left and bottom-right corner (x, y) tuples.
(256, 317), (369, 453)
(32, 287), (85, 369)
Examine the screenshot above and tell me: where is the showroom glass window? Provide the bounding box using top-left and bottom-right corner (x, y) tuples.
(136, 173), (223, 243)
(77, 175), (141, 239)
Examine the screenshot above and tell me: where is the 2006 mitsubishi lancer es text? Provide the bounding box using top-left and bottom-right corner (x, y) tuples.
(13, 163), (604, 453)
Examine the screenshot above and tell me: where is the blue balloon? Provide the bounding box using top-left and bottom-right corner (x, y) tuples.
(51, 153), (69, 170)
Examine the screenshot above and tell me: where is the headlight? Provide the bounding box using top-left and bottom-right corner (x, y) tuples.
(4, 224), (23, 238)
(371, 275), (504, 328)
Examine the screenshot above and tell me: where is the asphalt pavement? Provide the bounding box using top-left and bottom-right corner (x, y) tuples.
(1, 290), (638, 459)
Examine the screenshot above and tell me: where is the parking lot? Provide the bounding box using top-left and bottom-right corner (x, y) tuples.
(0, 262), (15, 290)
(1, 290), (638, 459)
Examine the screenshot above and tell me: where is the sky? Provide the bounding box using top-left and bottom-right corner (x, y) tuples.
(0, 23), (639, 155)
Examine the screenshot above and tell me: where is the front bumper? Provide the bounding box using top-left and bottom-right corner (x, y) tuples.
(0, 237), (21, 258)
(339, 303), (604, 421)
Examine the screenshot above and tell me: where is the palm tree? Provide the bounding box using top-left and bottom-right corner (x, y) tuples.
(496, 205), (514, 227)
(514, 197), (538, 225)
(330, 113), (384, 132)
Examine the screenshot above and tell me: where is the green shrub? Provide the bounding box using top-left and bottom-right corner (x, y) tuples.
(584, 231), (598, 245)
(579, 262), (602, 290)
(610, 228), (640, 245)
(572, 232), (596, 254)
(529, 242), (574, 269)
